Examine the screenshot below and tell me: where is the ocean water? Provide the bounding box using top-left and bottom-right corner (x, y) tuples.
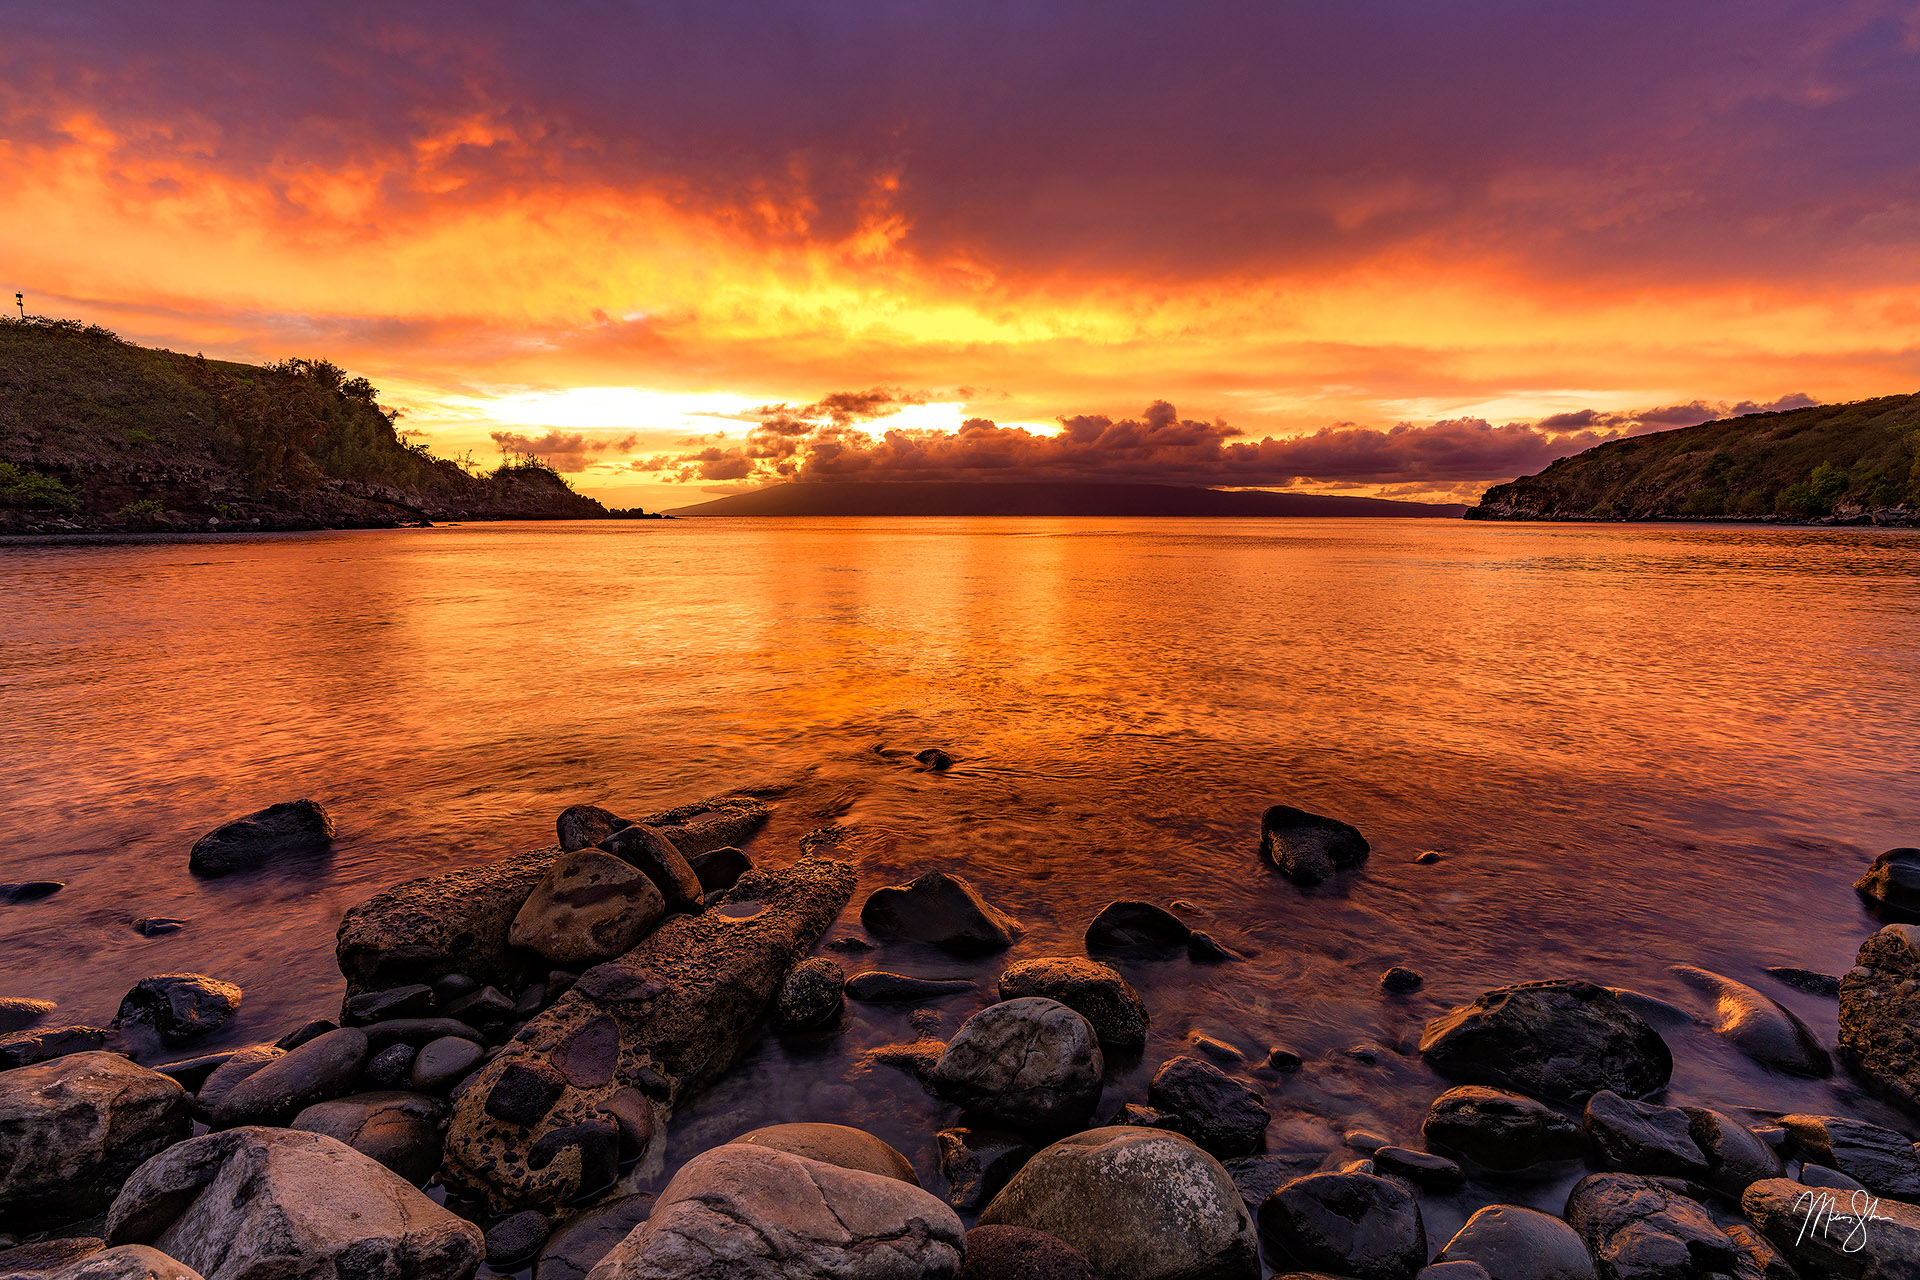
(3, 517), (1917, 1246)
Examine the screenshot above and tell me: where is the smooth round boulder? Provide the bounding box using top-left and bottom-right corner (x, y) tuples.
(1084, 900), (1190, 955)
(729, 1122), (919, 1184)
(536, 1192), (654, 1280)
(1259, 1170), (1426, 1280)
(410, 1035), (484, 1092)
(1680, 1107), (1783, 1197)
(188, 799), (333, 876)
(1147, 1056), (1270, 1157)
(0, 1052), (190, 1230)
(511, 850), (666, 968)
(1741, 1175), (1920, 1278)
(1563, 1173), (1736, 1279)
(860, 871), (1024, 953)
(1261, 805), (1371, 885)
(931, 998), (1104, 1132)
(597, 824), (704, 914)
(1423, 1086), (1585, 1171)
(1669, 965), (1831, 1077)
(998, 956), (1150, 1050)
(688, 847), (752, 894)
(1418, 979), (1671, 1102)
(981, 1127), (1258, 1280)
(207, 1027), (369, 1128)
(558, 804), (628, 853)
(1374, 1146), (1465, 1188)
(112, 974), (242, 1046)
(364, 1042), (417, 1089)
(1433, 1205), (1596, 1280)
(958, 1225), (1096, 1280)
(773, 957), (846, 1029)
(1582, 1090), (1708, 1180)
(291, 1090), (446, 1184)
(1857, 847), (1920, 913)
(486, 1209), (551, 1269)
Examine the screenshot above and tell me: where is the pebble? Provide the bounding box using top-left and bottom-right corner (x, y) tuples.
(1265, 1046), (1304, 1072)
(1414, 851), (1442, 864)
(1185, 1032), (1245, 1063)
(1381, 966), (1424, 993)
(132, 917), (188, 936)
(412, 1035), (485, 1092)
(0, 881), (64, 903)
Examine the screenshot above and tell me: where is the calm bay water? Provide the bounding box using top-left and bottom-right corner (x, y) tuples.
(3, 517), (1917, 1238)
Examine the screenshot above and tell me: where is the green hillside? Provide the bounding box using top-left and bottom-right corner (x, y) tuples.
(0, 316), (609, 533)
(1468, 393), (1920, 524)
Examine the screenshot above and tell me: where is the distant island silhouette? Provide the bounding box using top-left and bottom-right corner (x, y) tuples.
(666, 481), (1467, 518)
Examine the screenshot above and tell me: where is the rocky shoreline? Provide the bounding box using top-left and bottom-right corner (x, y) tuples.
(2, 796), (1918, 1279)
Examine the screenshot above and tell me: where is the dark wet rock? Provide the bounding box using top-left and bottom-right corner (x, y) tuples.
(486, 1209), (550, 1268)
(1799, 1161), (1868, 1191)
(1261, 805), (1370, 885)
(0, 1237), (106, 1273)
(1187, 1032), (1245, 1063)
(1766, 967), (1841, 998)
(363, 1041), (417, 1089)
(1419, 979), (1672, 1102)
(104, 1126), (482, 1280)
(0, 881), (64, 903)
(131, 919), (187, 938)
(1221, 1152), (1331, 1216)
(273, 1019), (334, 1051)
(981, 1126), (1259, 1280)
(1669, 965), (1831, 1077)
(511, 850), (666, 967)
(515, 984), (548, 1020)
(916, 747), (955, 771)
(0, 998), (55, 1034)
(846, 970), (972, 1002)
(773, 956), (846, 1029)
(557, 804), (628, 853)
(958, 1225), (1096, 1280)
(931, 997), (1105, 1132)
(446, 985), (515, 1028)
(192, 1044), (283, 1117)
(1423, 1086), (1586, 1172)
(1267, 1046), (1305, 1072)
(597, 825), (704, 915)
(586, 1144), (963, 1280)
(938, 1126), (1034, 1210)
(1109, 1101), (1169, 1126)
(861, 870), (1024, 953)
(688, 847), (751, 895)
(1085, 900), (1190, 955)
(1857, 848), (1920, 913)
(291, 1090), (446, 1184)
(998, 956), (1149, 1050)
(1742, 1175), (1920, 1278)
(343, 982), (434, 1024)
(0, 1052), (190, 1230)
(1778, 1113), (1920, 1198)
(545, 970), (579, 1003)
(1433, 1204), (1597, 1280)
(1719, 1221), (1797, 1280)
(1382, 966), (1424, 993)
(444, 856), (855, 1211)
(641, 793), (771, 858)
(1414, 851), (1444, 865)
(731, 1122), (919, 1183)
(862, 1039), (946, 1084)
(1839, 924), (1920, 1110)
(112, 975), (242, 1046)
(1682, 1107), (1784, 1197)
(527, 1120), (620, 1197)
(1564, 1173), (1736, 1279)
(206, 1027), (368, 1128)
(1584, 1090), (1710, 1179)
(1258, 1170), (1426, 1280)
(434, 972), (479, 1005)
(486, 1058), (567, 1126)
(535, 1192), (654, 1280)
(187, 799), (333, 876)
(1419, 1266), (1492, 1280)
(1186, 930), (1242, 962)
(825, 934), (876, 952)
(1374, 1145), (1465, 1188)
(362, 1016), (485, 1049)
(1147, 1055), (1270, 1157)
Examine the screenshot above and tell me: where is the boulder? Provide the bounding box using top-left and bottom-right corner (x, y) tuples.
(1423, 1086), (1586, 1172)
(957, 1225), (1095, 1280)
(192, 1044), (283, 1118)
(1583, 1091), (1709, 1180)
(205, 1027), (368, 1129)
(42, 1245), (204, 1279)
(1374, 1145), (1465, 1188)
(930, 998), (1104, 1132)
(1382, 966), (1424, 993)
(0, 1025), (108, 1071)
(689, 847), (752, 895)
(1668, 965), (1831, 1077)
(845, 972), (973, 1002)
(444, 857), (855, 1211)
(997, 956), (1150, 1050)
(1146, 1056), (1270, 1157)
(1419, 980), (1672, 1102)
(486, 1209), (551, 1268)
(1222, 1152), (1339, 1217)
(112, 975), (242, 1046)
(411, 1035), (483, 1092)
(1563, 1173), (1736, 1279)
(1839, 924), (1920, 1110)
(1857, 848), (1920, 913)
(537, 1193), (655, 1280)
(511, 850), (667, 967)
(290, 1090), (446, 1184)
(979, 1126), (1259, 1280)
(1258, 1170), (1426, 1280)
(363, 1042), (416, 1088)
(343, 983), (434, 1024)
(641, 794), (770, 858)
(1741, 1175), (1920, 1278)
(0, 1052), (190, 1230)
(730, 1122), (918, 1184)
(774, 957), (846, 1029)
(558, 804), (629, 853)
(598, 826), (704, 914)
(916, 748), (955, 771)
(1419, 1267), (1494, 1280)
(1719, 1222), (1796, 1280)
(1261, 805), (1371, 885)
(860, 871), (1023, 953)
(1778, 1113), (1920, 1199)
(582, 1144), (963, 1279)
(938, 1126), (1034, 1210)
(104, 1127), (482, 1280)
(0, 997), (55, 1034)
(0, 881), (64, 903)
(1681, 1107), (1784, 1197)
(1432, 1204), (1597, 1280)
(1084, 900), (1190, 955)
(188, 800), (333, 876)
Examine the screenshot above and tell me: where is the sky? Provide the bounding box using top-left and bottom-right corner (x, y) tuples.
(6, 1), (1920, 508)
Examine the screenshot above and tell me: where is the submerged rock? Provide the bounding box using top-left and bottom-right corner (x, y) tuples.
(0, 881), (64, 903)
(1839, 923), (1920, 1110)
(845, 971), (973, 1002)
(1419, 979), (1672, 1102)
(511, 850), (667, 967)
(774, 956), (846, 1029)
(980, 1126), (1259, 1280)
(1147, 1056), (1270, 1157)
(1778, 1113), (1920, 1199)
(112, 975), (242, 1046)
(930, 997), (1105, 1132)
(583, 1144), (963, 1280)
(1563, 1173), (1736, 1280)
(1261, 805), (1371, 885)
(730, 1122), (919, 1184)
(598, 825), (705, 915)
(0, 1052), (190, 1230)
(290, 1090), (446, 1184)
(998, 956), (1150, 1050)
(557, 804), (629, 853)
(860, 871), (1024, 953)
(104, 1127), (482, 1280)
(1766, 966), (1842, 998)
(444, 856), (855, 1211)
(1857, 848), (1920, 914)
(1669, 964), (1831, 1077)
(1084, 900), (1190, 955)
(188, 799), (333, 876)
(1258, 1170), (1426, 1280)
(1432, 1204), (1596, 1280)
(1583, 1090), (1709, 1180)
(1742, 1175), (1920, 1278)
